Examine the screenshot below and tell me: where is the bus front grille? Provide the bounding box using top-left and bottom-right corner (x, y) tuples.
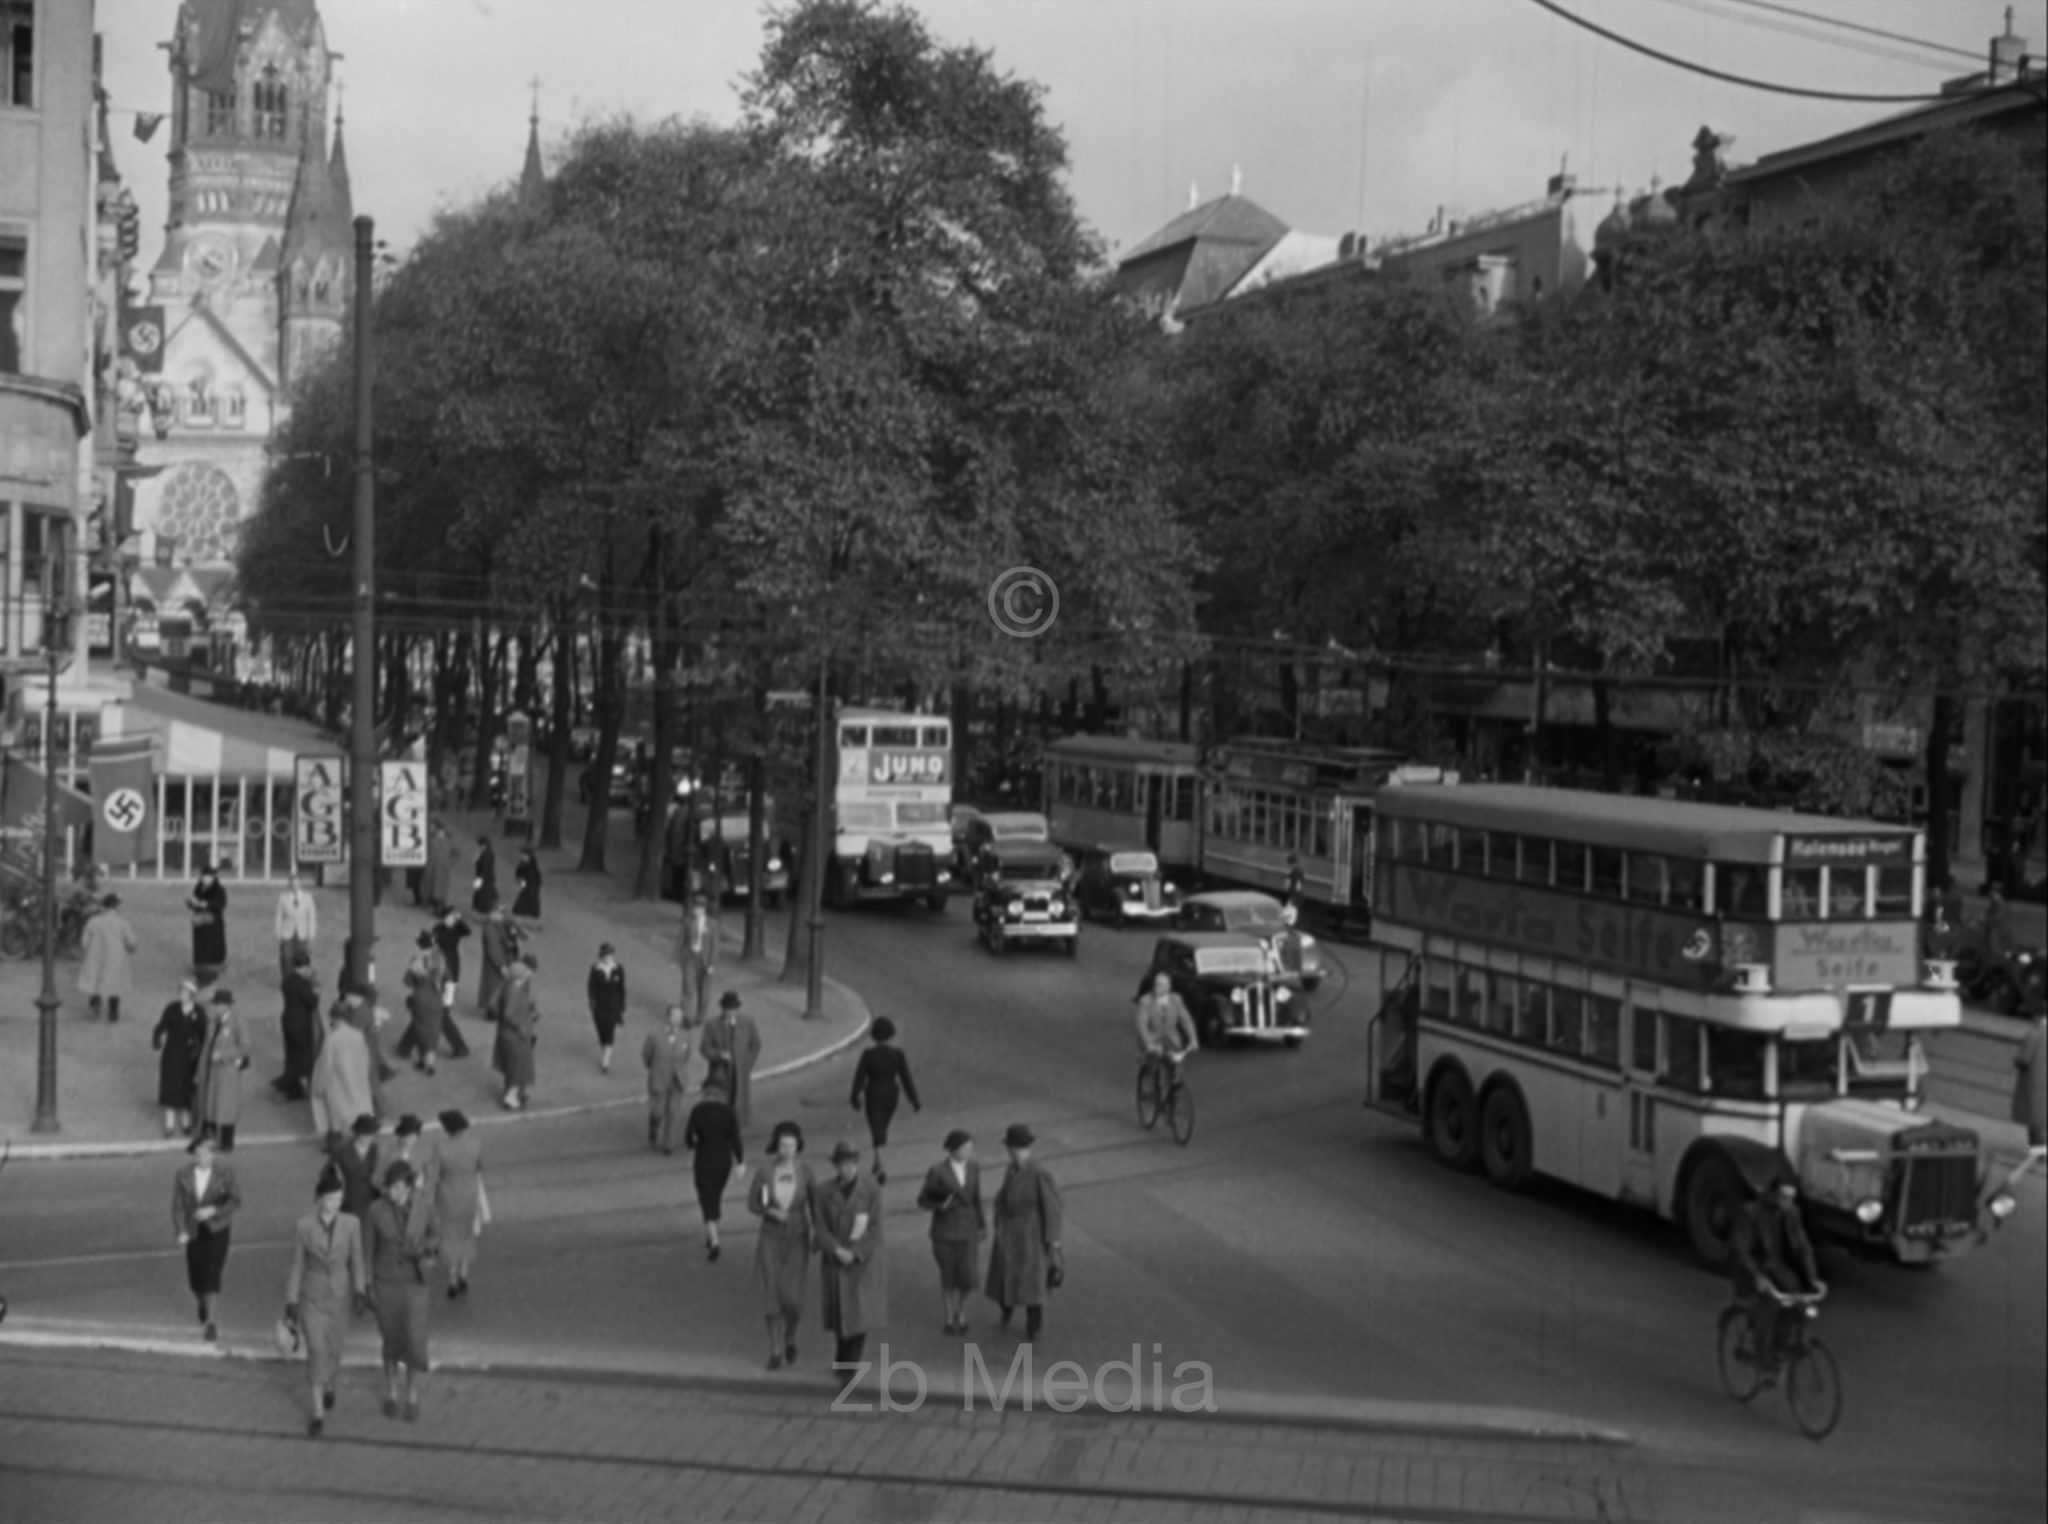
(1897, 1153), (1977, 1235)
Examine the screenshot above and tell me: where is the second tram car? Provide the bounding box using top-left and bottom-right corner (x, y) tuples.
(1043, 736), (1201, 870)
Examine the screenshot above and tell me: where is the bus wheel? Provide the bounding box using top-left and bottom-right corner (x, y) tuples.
(1427, 1068), (1480, 1172)
(1683, 1155), (1743, 1271)
(1479, 1086), (1533, 1191)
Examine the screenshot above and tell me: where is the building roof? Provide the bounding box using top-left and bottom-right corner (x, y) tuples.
(520, 111), (546, 207)
(328, 108), (354, 223)
(182, 0), (324, 95)
(1729, 81), (2043, 189)
(104, 679), (334, 781)
(1119, 193), (1288, 267)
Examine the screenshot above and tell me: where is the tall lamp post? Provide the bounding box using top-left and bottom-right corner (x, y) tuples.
(805, 654), (829, 1020)
(346, 215), (377, 994)
(31, 568), (73, 1133)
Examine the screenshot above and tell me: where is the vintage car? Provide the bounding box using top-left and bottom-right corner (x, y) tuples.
(1072, 844), (1181, 926)
(664, 809), (791, 907)
(1138, 931), (1308, 1048)
(972, 841), (1079, 956)
(1176, 890), (1327, 992)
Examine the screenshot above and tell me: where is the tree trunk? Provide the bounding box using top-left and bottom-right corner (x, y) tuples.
(578, 626), (625, 873)
(513, 624), (541, 720)
(1179, 661), (1194, 743)
(951, 681), (973, 801)
(636, 590), (680, 902)
(1925, 692), (1956, 890)
(541, 607), (573, 851)
(1593, 676), (1620, 794)
(1279, 657), (1300, 739)
(470, 626), (505, 812)
(781, 662), (828, 985)
(743, 735), (767, 961)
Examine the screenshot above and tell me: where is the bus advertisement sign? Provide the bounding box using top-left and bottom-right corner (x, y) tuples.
(1772, 922), (1918, 990)
(868, 750), (948, 787)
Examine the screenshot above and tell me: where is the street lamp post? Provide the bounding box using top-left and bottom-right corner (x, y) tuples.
(805, 654), (829, 1020)
(31, 580), (71, 1134)
(346, 215), (377, 994)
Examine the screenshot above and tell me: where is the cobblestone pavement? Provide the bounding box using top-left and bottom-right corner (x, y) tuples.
(0, 1347), (1665, 1523)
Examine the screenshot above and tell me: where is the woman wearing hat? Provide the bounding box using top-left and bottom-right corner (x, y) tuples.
(492, 956), (540, 1111)
(284, 1163), (368, 1437)
(916, 1130), (985, 1336)
(985, 1124), (1064, 1342)
(849, 1018), (921, 1186)
(398, 931), (450, 1076)
(682, 1080), (744, 1261)
(746, 1121), (816, 1369)
(815, 1140), (888, 1375)
(701, 991), (762, 1132)
(430, 1110), (486, 1299)
(588, 942), (628, 1074)
(186, 860), (228, 977)
(328, 1114), (383, 1219)
(363, 1160), (440, 1422)
(193, 989), (252, 1153)
(152, 977), (206, 1138)
(512, 846), (544, 928)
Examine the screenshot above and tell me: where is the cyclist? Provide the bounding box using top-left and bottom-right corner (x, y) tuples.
(1731, 1170), (1825, 1381)
(1134, 971), (1198, 1093)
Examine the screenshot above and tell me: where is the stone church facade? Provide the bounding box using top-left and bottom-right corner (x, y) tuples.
(132, 0), (351, 571)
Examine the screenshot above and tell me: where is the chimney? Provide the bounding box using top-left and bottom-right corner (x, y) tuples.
(1989, 7), (2025, 84)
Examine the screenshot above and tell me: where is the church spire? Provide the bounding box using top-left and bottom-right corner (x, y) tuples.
(328, 92), (354, 226)
(520, 80), (546, 207)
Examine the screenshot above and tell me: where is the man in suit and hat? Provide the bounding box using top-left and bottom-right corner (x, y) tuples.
(700, 991), (762, 1132)
(916, 1129), (986, 1335)
(816, 1139), (887, 1375)
(678, 892), (717, 1027)
(985, 1123), (1063, 1342)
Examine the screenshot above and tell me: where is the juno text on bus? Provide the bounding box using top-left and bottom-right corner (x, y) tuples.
(827, 707), (954, 912)
(1362, 784), (2034, 1269)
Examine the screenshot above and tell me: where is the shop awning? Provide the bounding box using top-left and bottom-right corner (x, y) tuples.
(99, 682), (338, 781)
(0, 754), (96, 855)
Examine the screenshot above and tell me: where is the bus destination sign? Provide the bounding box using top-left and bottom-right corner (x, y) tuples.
(1784, 834), (1911, 865)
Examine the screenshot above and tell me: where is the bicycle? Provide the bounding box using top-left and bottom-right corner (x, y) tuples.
(0, 891), (87, 962)
(1716, 1285), (1841, 1439)
(1136, 1047), (1195, 1146)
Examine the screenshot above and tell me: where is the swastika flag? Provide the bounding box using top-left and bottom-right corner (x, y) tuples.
(89, 735), (157, 867)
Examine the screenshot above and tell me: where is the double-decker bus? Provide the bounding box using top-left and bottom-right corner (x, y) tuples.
(1364, 784), (2033, 1268)
(1198, 739), (1446, 928)
(827, 707), (953, 911)
(1042, 735), (1201, 869)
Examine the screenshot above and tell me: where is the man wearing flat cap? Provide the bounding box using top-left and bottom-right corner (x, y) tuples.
(916, 1129), (986, 1335)
(815, 1140), (887, 1374)
(700, 991), (762, 1132)
(986, 1123), (1064, 1342)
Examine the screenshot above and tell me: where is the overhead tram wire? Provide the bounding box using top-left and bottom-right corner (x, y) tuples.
(1723, 0), (1985, 64)
(1653, 0), (1969, 74)
(1526, 0), (1971, 102)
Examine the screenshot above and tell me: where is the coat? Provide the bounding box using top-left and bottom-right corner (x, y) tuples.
(285, 1209), (366, 1390)
(310, 1017), (375, 1137)
(274, 889), (317, 949)
(327, 1135), (381, 1219)
(404, 946), (448, 1052)
(985, 1160), (1064, 1308)
(472, 843), (498, 913)
(2014, 1018), (2048, 1142)
(428, 1129), (487, 1263)
(172, 1158), (242, 1239)
(78, 908), (138, 1000)
(512, 855), (543, 918)
(152, 998), (205, 1110)
(195, 1008), (251, 1128)
(279, 969), (323, 1092)
(188, 877), (227, 969)
(916, 1157), (985, 1244)
(813, 1170), (888, 1338)
(683, 1097), (744, 1185)
(423, 826), (456, 908)
(643, 1029), (691, 1147)
(430, 914), (471, 986)
(746, 1159), (816, 1319)
(588, 961), (627, 1044)
(700, 1011), (762, 1129)
(478, 917), (518, 1014)
(492, 972), (538, 1090)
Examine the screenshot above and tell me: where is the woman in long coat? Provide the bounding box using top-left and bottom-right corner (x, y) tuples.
(512, 848), (543, 925)
(363, 1161), (439, 1422)
(78, 894), (138, 1022)
(814, 1141), (888, 1370)
(746, 1121), (816, 1370)
(194, 990), (252, 1151)
(984, 1124), (1064, 1341)
(187, 862), (228, 974)
(491, 958), (539, 1110)
(274, 957), (322, 1102)
(477, 910), (517, 1018)
(849, 1017), (921, 1185)
(152, 979), (206, 1138)
(471, 837), (498, 914)
(310, 1002), (375, 1141)
(285, 1164), (367, 1437)
(423, 822), (455, 911)
(683, 1083), (743, 1261)
(588, 943), (627, 1072)
(402, 932), (449, 1077)
(428, 1109), (486, 1298)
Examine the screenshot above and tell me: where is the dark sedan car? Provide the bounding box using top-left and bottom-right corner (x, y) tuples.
(1072, 844), (1182, 926)
(1176, 890), (1327, 991)
(972, 841), (1079, 957)
(1138, 931), (1308, 1048)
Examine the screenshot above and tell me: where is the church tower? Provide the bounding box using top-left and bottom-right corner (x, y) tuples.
(135, 0), (335, 570)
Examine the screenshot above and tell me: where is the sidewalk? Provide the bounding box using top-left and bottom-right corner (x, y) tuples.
(0, 798), (867, 1160)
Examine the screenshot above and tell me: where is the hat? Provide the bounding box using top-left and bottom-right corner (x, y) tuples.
(1003, 1123), (1035, 1150)
(315, 1163), (345, 1197)
(395, 1114), (422, 1138)
(831, 1141), (861, 1164)
(719, 991), (742, 1011)
(208, 989), (234, 1006)
(416, 930), (434, 949)
(598, 941), (615, 957)
(438, 1109), (470, 1136)
(382, 1160), (417, 1190)
(871, 1016), (897, 1043)
(943, 1129), (973, 1154)
(351, 1114), (381, 1138)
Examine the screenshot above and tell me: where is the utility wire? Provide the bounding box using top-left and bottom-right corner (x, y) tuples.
(1724, 0), (1985, 64)
(1654, 0), (1962, 75)
(1527, 0), (1969, 102)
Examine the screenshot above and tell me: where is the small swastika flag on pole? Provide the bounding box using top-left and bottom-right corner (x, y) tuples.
(89, 735), (157, 867)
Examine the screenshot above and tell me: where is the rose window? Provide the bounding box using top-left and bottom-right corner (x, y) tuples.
(154, 463), (241, 564)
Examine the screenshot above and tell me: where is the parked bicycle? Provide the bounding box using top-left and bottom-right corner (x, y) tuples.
(1716, 1286), (1841, 1439)
(1136, 1048), (1195, 1146)
(0, 886), (88, 962)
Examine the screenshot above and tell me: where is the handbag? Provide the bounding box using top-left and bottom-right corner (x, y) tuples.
(1046, 1246), (1066, 1292)
(273, 1309), (302, 1358)
(475, 1176), (493, 1231)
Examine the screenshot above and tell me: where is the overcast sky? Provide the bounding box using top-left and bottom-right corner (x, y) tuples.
(99, 0), (2046, 269)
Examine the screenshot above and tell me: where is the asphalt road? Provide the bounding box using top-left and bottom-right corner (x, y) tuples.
(3, 894), (2043, 1522)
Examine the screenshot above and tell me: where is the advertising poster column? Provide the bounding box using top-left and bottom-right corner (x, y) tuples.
(294, 756), (347, 882)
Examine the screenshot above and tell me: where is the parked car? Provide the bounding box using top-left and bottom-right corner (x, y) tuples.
(664, 810), (792, 908)
(579, 756), (639, 808)
(972, 841), (1079, 957)
(1072, 844), (1182, 926)
(1176, 890), (1327, 992)
(1138, 931), (1308, 1048)
(961, 812), (1069, 886)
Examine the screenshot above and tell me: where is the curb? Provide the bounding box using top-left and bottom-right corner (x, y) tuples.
(1, 980), (872, 1164)
(0, 1322), (1632, 1446)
